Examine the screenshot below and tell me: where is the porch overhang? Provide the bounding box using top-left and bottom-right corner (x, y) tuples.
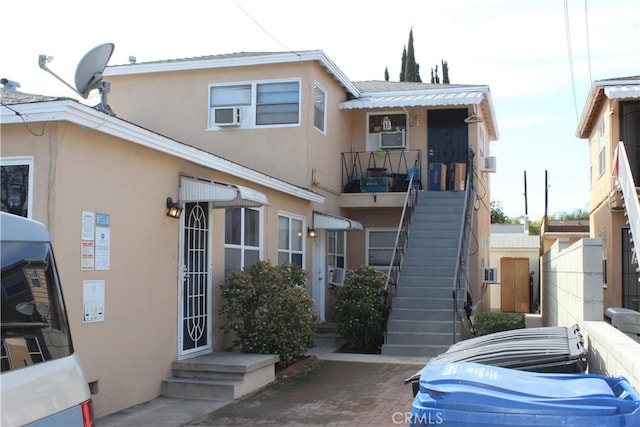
(180, 175), (269, 208)
(313, 212), (363, 231)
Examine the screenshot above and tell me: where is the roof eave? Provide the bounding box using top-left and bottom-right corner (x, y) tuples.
(0, 100), (325, 204)
(104, 50), (361, 98)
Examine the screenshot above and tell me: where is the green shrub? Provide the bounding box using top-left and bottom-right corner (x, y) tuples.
(334, 266), (386, 353)
(474, 312), (525, 336)
(219, 260), (319, 367)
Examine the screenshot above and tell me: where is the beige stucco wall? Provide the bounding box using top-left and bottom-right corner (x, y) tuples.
(1, 120), (316, 417)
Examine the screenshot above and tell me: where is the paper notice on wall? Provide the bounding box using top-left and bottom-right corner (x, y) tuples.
(81, 211), (95, 241)
(95, 226), (110, 271)
(81, 241), (95, 271)
(83, 280), (105, 323)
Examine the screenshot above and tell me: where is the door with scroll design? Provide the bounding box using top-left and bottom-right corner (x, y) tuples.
(500, 257), (530, 313)
(178, 202), (212, 357)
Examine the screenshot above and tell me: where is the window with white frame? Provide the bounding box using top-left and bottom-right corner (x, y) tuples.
(367, 228), (396, 268)
(209, 80), (300, 128)
(278, 213), (304, 267)
(224, 207), (262, 277)
(1, 156), (34, 218)
(327, 230), (345, 270)
(313, 83), (326, 132)
(597, 119), (606, 177)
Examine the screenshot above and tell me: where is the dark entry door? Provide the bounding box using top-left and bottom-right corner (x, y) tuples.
(427, 109), (469, 166)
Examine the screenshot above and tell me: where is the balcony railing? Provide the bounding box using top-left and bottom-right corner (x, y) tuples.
(341, 150), (422, 194)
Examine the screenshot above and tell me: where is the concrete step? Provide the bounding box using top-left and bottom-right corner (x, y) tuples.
(387, 319), (458, 334)
(392, 297), (452, 310)
(400, 265), (455, 278)
(402, 256), (457, 268)
(407, 238), (458, 250)
(398, 277), (453, 288)
(381, 343), (451, 358)
(385, 331), (455, 346)
(395, 286), (453, 299)
(388, 308), (452, 322)
(408, 229), (460, 240)
(162, 352), (279, 401)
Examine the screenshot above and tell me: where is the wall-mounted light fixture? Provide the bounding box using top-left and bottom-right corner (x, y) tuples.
(307, 227), (316, 238)
(166, 197), (183, 219)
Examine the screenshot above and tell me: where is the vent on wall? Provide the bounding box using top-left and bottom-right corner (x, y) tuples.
(482, 267), (498, 283)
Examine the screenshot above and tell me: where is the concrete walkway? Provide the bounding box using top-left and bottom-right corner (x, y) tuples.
(96, 335), (429, 427)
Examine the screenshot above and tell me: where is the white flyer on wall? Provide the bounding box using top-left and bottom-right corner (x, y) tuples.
(95, 226), (111, 271)
(83, 279), (105, 323)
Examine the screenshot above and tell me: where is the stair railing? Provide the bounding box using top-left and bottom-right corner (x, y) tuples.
(614, 141), (640, 267)
(383, 160), (420, 321)
(452, 148), (475, 343)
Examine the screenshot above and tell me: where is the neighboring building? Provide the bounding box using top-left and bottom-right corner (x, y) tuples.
(488, 224), (541, 313)
(1, 49), (499, 416)
(576, 76), (640, 312)
(540, 218), (590, 254)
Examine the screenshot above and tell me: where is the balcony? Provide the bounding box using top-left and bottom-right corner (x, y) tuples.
(340, 150), (421, 208)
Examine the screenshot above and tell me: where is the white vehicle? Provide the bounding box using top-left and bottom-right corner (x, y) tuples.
(1, 212), (94, 426)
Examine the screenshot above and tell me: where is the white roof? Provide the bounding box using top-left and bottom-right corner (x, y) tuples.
(339, 90), (484, 109)
(491, 234), (540, 249)
(604, 85), (640, 99)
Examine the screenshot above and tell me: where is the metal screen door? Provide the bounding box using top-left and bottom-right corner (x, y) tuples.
(179, 202), (212, 356)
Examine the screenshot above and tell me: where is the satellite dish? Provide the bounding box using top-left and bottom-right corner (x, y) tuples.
(39, 43), (116, 116)
(74, 43), (114, 97)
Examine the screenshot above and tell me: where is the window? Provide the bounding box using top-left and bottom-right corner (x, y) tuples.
(224, 207), (262, 277)
(1, 156), (34, 218)
(367, 229), (396, 268)
(328, 230), (345, 279)
(313, 84), (326, 132)
(597, 119), (606, 177)
(209, 80), (300, 128)
(278, 213), (304, 267)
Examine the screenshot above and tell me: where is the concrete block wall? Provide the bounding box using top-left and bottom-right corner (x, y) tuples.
(583, 321), (640, 395)
(541, 238), (604, 327)
(541, 237), (640, 394)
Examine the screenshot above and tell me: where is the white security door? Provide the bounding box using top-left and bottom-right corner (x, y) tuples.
(312, 229), (326, 322)
(178, 202), (212, 357)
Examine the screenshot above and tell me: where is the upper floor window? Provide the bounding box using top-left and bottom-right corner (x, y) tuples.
(313, 84), (326, 133)
(1, 156), (34, 218)
(278, 213), (304, 268)
(209, 80), (300, 129)
(597, 119), (606, 177)
(224, 207), (262, 277)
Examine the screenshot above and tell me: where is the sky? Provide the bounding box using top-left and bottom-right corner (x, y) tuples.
(2, 0), (639, 220)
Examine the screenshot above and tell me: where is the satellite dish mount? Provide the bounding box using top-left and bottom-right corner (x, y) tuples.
(39, 43), (115, 116)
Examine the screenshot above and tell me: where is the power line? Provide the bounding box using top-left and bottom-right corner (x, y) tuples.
(564, 0), (580, 125)
(231, 0), (299, 56)
(584, 0), (593, 83)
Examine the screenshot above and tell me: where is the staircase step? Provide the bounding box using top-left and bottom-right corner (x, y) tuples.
(396, 286), (453, 299)
(398, 277), (453, 288)
(388, 308), (452, 322)
(385, 331), (455, 346)
(387, 319), (458, 334)
(400, 266), (455, 278)
(392, 297), (452, 310)
(381, 343), (451, 358)
(409, 230), (460, 240)
(402, 256), (457, 267)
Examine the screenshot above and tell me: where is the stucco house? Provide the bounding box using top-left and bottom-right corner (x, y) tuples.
(576, 76), (640, 312)
(1, 47), (499, 416)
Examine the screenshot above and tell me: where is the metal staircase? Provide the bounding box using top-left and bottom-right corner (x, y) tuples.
(381, 191), (467, 357)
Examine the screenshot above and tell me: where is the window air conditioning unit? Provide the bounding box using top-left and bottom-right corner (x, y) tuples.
(213, 106), (242, 127)
(481, 156), (497, 173)
(379, 130), (406, 149)
(329, 267), (346, 287)
(482, 267), (498, 283)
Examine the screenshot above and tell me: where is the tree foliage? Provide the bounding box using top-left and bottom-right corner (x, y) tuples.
(334, 266), (386, 353)
(400, 29), (421, 82)
(219, 260), (319, 367)
(490, 200), (510, 224)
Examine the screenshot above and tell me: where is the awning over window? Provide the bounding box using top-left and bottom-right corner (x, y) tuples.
(604, 85), (640, 99)
(313, 212), (363, 231)
(180, 176), (269, 208)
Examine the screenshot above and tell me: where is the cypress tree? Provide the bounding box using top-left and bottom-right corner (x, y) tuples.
(442, 60), (450, 84)
(384, 66), (389, 81)
(404, 29), (418, 82)
(399, 47), (407, 81)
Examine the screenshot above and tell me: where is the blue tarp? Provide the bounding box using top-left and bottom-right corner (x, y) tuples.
(410, 362), (640, 427)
